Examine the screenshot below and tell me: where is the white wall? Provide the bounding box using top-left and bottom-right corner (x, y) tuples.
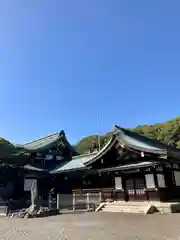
(115, 177), (123, 190)
(157, 174), (165, 188)
(145, 174), (155, 189)
(174, 171), (180, 186)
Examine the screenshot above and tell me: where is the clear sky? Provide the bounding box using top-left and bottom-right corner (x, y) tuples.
(0, 0), (180, 144)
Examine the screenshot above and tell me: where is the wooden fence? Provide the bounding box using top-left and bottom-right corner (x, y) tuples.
(48, 191), (103, 212)
(72, 192), (102, 211)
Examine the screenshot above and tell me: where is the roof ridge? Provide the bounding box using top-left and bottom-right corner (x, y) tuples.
(22, 132), (62, 146)
(72, 152), (97, 159)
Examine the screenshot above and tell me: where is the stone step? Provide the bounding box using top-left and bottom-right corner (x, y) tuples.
(156, 205), (180, 214)
(107, 201), (155, 206)
(98, 201), (180, 214)
(110, 201), (180, 205)
(101, 203), (158, 214)
(0, 205), (7, 216)
(102, 208), (146, 214)
(105, 204), (149, 207)
(104, 204), (151, 210)
(104, 205), (149, 209)
(102, 206), (151, 214)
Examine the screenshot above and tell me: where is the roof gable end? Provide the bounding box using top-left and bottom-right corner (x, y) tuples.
(114, 125), (167, 154)
(21, 130), (77, 153)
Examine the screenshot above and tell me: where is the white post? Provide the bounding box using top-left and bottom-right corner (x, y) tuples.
(57, 194), (60, 211)
(73, 193), (76, 212)
(87, 193), (90, 211)
(99, 192), (102, 202)
(48, 194), (52, 209)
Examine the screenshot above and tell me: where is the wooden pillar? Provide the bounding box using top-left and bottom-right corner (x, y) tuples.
(122, 175), (128, 201)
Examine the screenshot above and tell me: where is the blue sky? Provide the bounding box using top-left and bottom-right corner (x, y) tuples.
(0, 0), (180, 144)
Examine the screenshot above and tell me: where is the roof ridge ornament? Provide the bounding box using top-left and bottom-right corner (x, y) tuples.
(113, 124), (117, 129)
(59, 131), (65, 137)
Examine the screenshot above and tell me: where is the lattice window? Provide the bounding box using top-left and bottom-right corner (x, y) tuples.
(135, 179), (145, 196)
(126, 179), (135, 195)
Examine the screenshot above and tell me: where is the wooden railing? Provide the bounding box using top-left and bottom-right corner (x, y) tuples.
(72, 192), (102, 211)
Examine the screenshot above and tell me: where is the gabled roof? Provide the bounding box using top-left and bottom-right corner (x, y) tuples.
(21, 131), (77, 154)
(22, 132), (60, 150)
(51, 136), (117, 173)
(114, 125), (180, 160)
(50, 152), (97, 173)
(50, 124), (180, 175)
(114, 125), (167, 155)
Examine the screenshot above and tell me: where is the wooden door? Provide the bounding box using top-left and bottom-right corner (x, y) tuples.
(125, 178), (146, 201)
(125, 179), (135, 201)
(134, 178), (146, 200)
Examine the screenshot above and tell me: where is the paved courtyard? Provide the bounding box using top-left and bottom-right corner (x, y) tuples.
(0, 212), (180, 239)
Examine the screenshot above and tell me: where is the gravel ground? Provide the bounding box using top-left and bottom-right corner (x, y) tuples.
(0, 212), (180, 239)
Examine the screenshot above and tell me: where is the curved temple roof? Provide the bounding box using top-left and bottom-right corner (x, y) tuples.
(114, 125), (167, 155)
(20, 130), (77, 154)
(114, 125), (180, 160)
(51, 125), (180, 174)
(50, 152), (97, 173)
(50, 136), (116, 174)
(22, 132), (61, 150)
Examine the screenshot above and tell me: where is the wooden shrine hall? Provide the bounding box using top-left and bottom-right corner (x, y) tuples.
(51, 125), (180, 202)
(1, 125), (180, 204)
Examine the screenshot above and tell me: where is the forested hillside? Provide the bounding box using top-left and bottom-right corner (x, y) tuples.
(75, 117), (180, 154)
(0, 117), (180, 157)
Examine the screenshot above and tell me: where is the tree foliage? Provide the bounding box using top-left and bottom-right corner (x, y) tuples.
(0, 139), (18, 156)
(75, 117), (180, 154)
(75, 132), (112, 154)
(1, 116), (180, 159)
(0, 138), (27, 165)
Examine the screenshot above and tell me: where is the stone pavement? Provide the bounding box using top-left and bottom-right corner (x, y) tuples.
(0, 212), (180, 239)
